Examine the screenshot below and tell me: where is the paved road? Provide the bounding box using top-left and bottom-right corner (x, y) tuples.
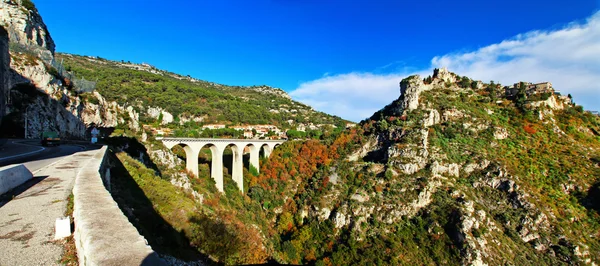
(0, 140), (100, 266)
(0, 139), (85, 173)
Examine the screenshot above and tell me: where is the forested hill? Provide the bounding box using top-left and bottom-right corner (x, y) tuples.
(56, 53), (348, 129)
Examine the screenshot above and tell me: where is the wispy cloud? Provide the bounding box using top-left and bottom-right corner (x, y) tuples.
(290, 11), (600, 122)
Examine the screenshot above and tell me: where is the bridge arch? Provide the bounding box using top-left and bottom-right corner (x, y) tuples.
(245, 143), (260, 174)
(163, 142), (200, 177)
(159, 138), (286, 193)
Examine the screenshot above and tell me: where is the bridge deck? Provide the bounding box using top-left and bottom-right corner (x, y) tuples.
(157, 137), (285, 143)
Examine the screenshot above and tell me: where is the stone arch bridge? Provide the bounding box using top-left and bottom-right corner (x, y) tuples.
(158, 138), (285, 192)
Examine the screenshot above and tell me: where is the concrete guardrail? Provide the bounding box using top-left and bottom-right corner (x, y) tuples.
(0, 164), (33, 195)
(72, 146), (164, 265)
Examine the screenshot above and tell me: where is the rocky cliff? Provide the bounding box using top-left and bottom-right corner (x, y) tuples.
(0, 0), (143, 138)
(0, 0), (87, 138)
(0, 0), (54, 59)
(0, 26), (8, 128)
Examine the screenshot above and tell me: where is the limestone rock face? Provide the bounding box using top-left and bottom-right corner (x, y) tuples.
(0, 26), (8, 127)
(398, 68), (456, 113)
(529, 95), (565, 110)
(399, 75), (432, 112)
(146, 107), (173, 125)
(78, 92), (119, 128)
(11, 90), (86, 139)
(433, 67), (456, 84)
(0, 0), (55, 58)
(493, 127), (509, 140)
(9, 53), (57, 94)
(422, 109), (440, 127)
(251, 86), (292, 100)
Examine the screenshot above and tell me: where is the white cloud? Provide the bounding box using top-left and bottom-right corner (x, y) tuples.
(432, 12), (600, 110)
(290, 72), (411, 122)
(290, 11), (600, 122)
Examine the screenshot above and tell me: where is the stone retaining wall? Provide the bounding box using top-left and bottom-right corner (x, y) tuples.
(72, 146), (164, 265)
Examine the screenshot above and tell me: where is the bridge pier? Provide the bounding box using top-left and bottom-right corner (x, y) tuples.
(249, 145), (260, 174)
(208, 145), (224, 193)
(231, 146), (244, 192)
(183, 145), (199, 177)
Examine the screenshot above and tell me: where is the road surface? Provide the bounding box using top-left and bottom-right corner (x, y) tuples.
(0, 139), (100, 265)
(0, 139), (85, 173)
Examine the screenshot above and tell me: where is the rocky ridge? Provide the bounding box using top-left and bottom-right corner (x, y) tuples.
(252, 67), (599, 265)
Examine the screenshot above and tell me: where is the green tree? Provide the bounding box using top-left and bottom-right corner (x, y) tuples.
(515, 82), (527, 110)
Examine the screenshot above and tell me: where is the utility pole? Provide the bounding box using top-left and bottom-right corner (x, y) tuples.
(24, 105), (32, 139)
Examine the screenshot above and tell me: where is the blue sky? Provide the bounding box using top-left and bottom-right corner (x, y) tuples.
(35, 0), (600, 121)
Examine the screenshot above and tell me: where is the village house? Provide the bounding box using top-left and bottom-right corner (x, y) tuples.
(230, 124), (285, 139)
(243, 131), (254, 138)
(505, 82), (554, 98)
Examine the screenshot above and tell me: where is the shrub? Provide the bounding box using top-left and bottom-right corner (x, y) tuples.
(460, 76), (471, 88)
(21, 0), (37, 12)
(523, 124), (536, 134)
(470, 80), (479, 90)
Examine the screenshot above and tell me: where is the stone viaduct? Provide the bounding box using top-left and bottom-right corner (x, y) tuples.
(158, 138), (285, 193)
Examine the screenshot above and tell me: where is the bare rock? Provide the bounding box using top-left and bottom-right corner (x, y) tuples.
(399, 75), (432, 112)
(442, 108), (465, 121)
(493, 127), (509, 140)
(332, 205), (350, 228)
(351, 192), (369, 203)
(463, 160), (490, 175)
(431, 161), (460, 177)
(0, 0), (55, 56)
(348, 137), (376, 161)
(0, 26), (8, 127)
(529, 95), (564, 110)
(422, 109), (441, 127)
(433, 67), (457, 84)
(251, 85), (292, 100)
(147, 106), (173, 125)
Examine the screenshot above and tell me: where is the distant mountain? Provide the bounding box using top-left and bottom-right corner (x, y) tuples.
(56, 53), (348, 132)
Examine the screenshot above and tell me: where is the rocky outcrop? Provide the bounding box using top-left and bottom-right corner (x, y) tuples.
(493, 127), (508, 140)
(529, 95), (565, 110)
(147, 107), (173, 125)
(399, 75), (432, 112)
(251, 86), (292, 100)
(0, 26), (8, 127)
(0, 1), (145, 138)
(0, 0), (55, 60)
(433, 67), (456, 84)
(9, 51), (57, 94)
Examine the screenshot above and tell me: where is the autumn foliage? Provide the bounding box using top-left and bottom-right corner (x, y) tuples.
(523, 124), (537, 134)
(251, 129), (363, 191)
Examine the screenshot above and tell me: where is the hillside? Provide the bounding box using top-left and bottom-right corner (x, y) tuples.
(109, 68), (600, 265)
(55, 53), (347, 132)
(244, 68), (600, 265)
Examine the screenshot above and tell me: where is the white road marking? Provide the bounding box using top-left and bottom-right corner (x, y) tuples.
(0, 141), (45, 161)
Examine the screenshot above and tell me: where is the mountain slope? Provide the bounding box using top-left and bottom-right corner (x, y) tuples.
(245, 68), (600, 265)
(56, 53), (348, 130)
